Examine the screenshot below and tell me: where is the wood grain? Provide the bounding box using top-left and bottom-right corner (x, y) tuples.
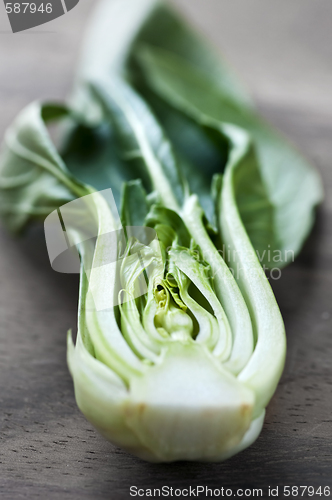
(0, 1), (331, 498)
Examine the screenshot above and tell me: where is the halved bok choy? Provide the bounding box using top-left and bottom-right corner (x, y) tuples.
(0, 0), (322, 463)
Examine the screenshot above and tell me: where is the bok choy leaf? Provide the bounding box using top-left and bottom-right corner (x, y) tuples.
(0, 0), (322, 463)
(74, 0), (322, 267)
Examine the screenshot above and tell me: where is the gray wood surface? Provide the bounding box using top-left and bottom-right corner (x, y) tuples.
(0, 1), (331, 498)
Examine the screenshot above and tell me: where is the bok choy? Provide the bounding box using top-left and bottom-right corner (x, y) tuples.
(0, 0), (322, 462)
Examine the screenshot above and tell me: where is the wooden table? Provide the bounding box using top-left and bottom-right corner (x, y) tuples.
(1, 1), (331, 498)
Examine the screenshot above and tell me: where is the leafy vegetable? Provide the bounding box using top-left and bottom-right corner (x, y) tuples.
(0, 0), (322, 462)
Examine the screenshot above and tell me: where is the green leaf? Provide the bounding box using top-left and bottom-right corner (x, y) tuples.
(61, 117), (152, 211)
(127, 1), (252, 108)
(89, 78), (186, 211)
(0, 102), (89, 233)
(121, 179), (149, 227)
(145, 204), (191, 248)
(163, 114), (278, 268)
(136, 90), (229, 229)
(134, 45), (323, 266)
